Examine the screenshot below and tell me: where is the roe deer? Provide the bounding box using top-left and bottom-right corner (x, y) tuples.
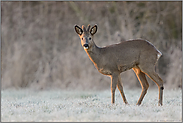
(74, 24), (164, 106)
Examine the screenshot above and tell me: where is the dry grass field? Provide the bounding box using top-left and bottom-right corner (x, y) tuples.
(1, 1), (182, 90)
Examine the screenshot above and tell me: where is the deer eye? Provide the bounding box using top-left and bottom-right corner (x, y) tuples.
(89, 37), (91, 40)
(82, 37), (83, 40)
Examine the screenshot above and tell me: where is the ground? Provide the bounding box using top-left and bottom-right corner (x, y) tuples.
(1, 88), (182, 122)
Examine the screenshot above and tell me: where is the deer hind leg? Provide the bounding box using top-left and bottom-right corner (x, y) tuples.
(110, 73), (118, 104)
(133, 67), (149, 105)
(139, 66), (164, 106)
(146, 71), (163, 106)
(117, 75), (128, 104)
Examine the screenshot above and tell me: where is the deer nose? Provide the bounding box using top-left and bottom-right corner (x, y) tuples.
(83, 44), (89, 49)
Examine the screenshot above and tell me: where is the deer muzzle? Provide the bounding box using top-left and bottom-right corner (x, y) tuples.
(83, 44), (89, 49)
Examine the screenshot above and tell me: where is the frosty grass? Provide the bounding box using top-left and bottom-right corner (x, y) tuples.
(1, 88), (182, 122)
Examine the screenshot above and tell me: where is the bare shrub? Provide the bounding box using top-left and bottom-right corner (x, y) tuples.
(165, 47), (182, 89)
(1, 1), (182, 90)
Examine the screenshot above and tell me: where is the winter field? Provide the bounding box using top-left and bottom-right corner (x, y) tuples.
(1, 88), (182, 122)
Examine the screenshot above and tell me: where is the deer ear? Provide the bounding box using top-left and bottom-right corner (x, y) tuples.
(90, 24), (97, 35)
(75, 25), (83, 35)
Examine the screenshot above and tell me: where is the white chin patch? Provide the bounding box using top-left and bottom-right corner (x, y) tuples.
(84, 47), (89, 50)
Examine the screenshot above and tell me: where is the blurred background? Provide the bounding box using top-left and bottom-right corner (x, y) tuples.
(1, 1), (182, 91)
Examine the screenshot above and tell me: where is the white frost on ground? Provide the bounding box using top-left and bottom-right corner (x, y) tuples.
(1, 88), (182, 122)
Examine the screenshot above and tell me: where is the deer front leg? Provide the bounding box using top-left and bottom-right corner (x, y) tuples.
(117, 75), (129, 104)
(110, 73), (118, 104)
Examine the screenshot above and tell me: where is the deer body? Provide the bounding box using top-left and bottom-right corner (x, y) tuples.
(75, 24), (164, 106)
(86, 40), (160, 75)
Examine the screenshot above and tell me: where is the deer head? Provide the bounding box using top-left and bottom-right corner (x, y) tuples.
(75, 24), (97, 50)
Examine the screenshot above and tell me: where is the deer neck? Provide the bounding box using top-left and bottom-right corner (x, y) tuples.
(85, 43), (101, 66)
